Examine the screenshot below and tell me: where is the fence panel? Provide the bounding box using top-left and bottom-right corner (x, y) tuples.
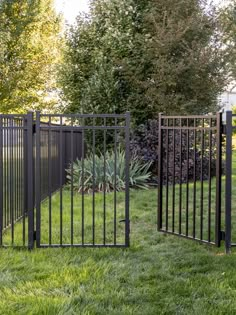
(0, 114), (29, 247)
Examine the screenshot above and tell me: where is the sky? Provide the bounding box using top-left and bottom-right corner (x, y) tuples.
(54, 0), (226, 25)
(54, 0), (90, 24)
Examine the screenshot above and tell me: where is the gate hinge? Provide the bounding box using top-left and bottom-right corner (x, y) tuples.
(33, 231), (37, 241)
(119, 219), (130, 234)
(220, 231), (225, 241)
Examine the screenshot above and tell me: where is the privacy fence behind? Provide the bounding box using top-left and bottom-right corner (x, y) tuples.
(38, 121), (84, 201)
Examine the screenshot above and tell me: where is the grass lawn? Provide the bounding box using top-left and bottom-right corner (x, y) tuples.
(1, 156), (236, 314)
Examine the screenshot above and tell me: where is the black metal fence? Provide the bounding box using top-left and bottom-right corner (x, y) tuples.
(158, 114), (223, 246)
(0, 112), (130, 249)
(0, 115), (27, 246)
(2, 110), (236, 253)
(0, 113), (85, 247)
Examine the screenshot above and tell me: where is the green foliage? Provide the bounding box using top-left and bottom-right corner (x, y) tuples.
(144, 0), (227, 116)
(219, 1), (236, 84)
(60, 0), (228, 124)
(0, 0), (62, 113)
(66, 150), (152, 192)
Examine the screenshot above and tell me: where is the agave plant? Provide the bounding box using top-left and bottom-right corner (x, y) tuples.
(66, 149), (152, 193)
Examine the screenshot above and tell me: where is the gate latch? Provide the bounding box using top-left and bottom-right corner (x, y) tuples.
(220, 231), (225, 241)
(33, 231), (37, 241)
(32, 123), (36, 134)
(119, 219), (126, 223)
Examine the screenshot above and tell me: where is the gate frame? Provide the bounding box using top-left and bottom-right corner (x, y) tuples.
(33, 112), (131, 249)
(157, 113), (224, 248)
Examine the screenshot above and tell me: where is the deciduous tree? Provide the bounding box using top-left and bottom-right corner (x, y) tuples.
(0, 0), (62, 113)
(60, 0), (229, 124)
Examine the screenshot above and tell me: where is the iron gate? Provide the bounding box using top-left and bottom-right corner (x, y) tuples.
(0, 112), (130, 249)
(158, 113), (224, 247)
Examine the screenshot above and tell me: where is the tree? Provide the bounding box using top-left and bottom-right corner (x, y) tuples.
(60, 0), (229, 124)
(219, 0), (236, 88)
(142, 0), (228, 116)
(0, 0), (62, 113)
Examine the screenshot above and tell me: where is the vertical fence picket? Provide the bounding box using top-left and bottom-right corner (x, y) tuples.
(23, 116), (27, 246)
(225, 111), (232, 253)
(103, 118), (107, 245)
(59, 117), (63, 246)
(166, 119), (169, 231)
(125, 112), (130, 247)
(172, 122), (176, 233)
(48, 117), (52, 246)
(70, 119), (74, 245)
(208, 119), (212, 243)
(92, 118), (95, 245)
(10, 119), (14, 244)
(200, 119), (204, 240)
(26, 112), (34, 249)
(158, 113), (163, 231)
(186, 119), (189, 236)
(215, 113), (222, 247)
(179, 119), (182, 235)
(0, 116), (3, 245)
(114, 117), (117, 245)
(81, 122), (85, 245)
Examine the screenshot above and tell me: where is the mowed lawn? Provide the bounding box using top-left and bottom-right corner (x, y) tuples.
(1, 156), (236, 314)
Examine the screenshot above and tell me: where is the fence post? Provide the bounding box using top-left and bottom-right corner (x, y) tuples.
(158, 113), (163, 231)
(35, 111), (41, 248)
(215, 112), (222, 247)
(225, 110), (232, 254)
(125, 112), (130, 247)
(0, 116), (3, 246)
(27, 112), (34, 250)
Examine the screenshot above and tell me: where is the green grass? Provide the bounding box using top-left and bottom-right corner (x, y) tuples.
(1, 156), (236, 314)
